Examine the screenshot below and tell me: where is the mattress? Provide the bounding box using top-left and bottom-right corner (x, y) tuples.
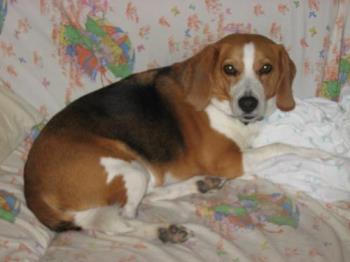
(1, 96), (350, 261)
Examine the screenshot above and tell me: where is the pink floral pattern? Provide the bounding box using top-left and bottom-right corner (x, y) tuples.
(0, 0), (349, 116)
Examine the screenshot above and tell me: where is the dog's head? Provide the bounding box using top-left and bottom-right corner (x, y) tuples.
(178, 33), (296, 124)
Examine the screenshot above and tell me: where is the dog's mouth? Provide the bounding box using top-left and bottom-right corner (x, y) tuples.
(240, 114), (264, 125)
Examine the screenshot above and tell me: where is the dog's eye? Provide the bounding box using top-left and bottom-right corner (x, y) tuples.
(259, 64), (273, 75)
(223, 64), (238, 76)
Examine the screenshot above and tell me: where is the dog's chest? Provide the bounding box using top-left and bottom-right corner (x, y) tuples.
(204, 104), (260, 150)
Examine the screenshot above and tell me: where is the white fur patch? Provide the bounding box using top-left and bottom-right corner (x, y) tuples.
(100, 157), (149, 218)
(229, 42), (269, 122)
(100, 157), (122, 184)
(73, 206), (133, 234)
(73, 206), (168, 239)
(205, 100), (261, 150)
(243, 42), (256, 78)
(145, 176), (204, 202)
(211, 98), (232, 116)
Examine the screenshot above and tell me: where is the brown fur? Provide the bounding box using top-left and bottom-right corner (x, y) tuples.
(24, 33), (295, 231)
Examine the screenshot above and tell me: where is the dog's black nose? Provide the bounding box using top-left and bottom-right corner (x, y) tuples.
(238, 96), (258, 113)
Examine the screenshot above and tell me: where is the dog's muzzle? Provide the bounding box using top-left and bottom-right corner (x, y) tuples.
(234, 94), (263, 124)
(229, 77), (267, 124)
(238, 96), (259, 114)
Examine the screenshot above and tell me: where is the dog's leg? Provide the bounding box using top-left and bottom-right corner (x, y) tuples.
(100, 157), (149, 218)
(73, 206), (191, 243)
(144, 176), (226, 202)
(94, 158), (193, 243)
(243, 143), (333, 174)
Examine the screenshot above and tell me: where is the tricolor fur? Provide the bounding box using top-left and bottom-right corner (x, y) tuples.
(24, 34), (329, 243)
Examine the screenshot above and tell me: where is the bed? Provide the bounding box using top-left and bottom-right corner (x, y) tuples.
(1, 1), (350, 261)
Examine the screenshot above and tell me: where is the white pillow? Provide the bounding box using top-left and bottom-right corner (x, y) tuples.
(0, 84), (43, 163)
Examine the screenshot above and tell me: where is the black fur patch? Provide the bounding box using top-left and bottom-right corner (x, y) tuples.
(53, 69), (184, 163)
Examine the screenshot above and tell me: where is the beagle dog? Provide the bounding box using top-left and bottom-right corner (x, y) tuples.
(24, 33), (329, 243)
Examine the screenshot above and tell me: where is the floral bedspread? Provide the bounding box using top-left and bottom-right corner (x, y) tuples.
(0, 0), (350, 118)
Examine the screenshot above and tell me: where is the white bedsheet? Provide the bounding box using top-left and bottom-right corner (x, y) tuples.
(252, 95), (350, 202)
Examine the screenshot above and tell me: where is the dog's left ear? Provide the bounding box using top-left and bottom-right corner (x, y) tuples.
(177, 45), (219, 111)
(276, 45), (296, 111)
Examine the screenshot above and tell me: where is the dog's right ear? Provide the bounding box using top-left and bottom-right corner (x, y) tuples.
(176, 45), (219, 111)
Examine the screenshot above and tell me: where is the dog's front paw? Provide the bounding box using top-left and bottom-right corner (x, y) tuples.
(196, 176), (226, 193)
(158, 225), (192, 243)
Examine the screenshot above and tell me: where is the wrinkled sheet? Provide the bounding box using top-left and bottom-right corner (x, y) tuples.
(251, 95), (350, 202)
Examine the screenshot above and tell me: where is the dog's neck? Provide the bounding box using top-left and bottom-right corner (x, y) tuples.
(204, 102), (263, 150)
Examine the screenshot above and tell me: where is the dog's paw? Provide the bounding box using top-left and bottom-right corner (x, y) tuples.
(158, 225), (192, 243)
(196, 176), (226, 193)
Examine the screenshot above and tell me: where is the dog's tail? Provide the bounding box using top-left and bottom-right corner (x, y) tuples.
(25, 194), (81, 232)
